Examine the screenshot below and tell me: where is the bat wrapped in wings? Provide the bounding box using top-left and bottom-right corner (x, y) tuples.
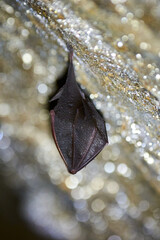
(50, 47), (108, 174)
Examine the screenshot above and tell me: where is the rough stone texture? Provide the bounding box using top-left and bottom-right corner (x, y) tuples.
(0, 0), (160, 240)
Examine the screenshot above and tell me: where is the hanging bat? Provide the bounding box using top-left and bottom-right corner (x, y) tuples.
(50, 47), (108, 174)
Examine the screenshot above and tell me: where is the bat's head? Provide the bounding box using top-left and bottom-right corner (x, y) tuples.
(68, 168), (77, 175)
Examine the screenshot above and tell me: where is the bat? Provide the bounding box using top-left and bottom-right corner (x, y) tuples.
(50, 47), (108, 174)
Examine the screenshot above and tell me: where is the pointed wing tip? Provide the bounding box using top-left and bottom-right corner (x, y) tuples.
(49, 96), (57, 103)
(106, 138), (109, 145)
(102, 136), (109, 149)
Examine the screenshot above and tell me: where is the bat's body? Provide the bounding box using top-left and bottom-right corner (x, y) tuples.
(50, 48), (108, 174)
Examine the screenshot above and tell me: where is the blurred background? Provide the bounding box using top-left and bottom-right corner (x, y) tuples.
(0, 0), (160, 239)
